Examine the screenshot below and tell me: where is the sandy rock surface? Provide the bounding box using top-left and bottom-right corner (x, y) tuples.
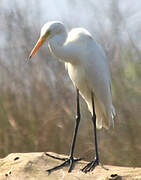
(0, 152), (141, 180)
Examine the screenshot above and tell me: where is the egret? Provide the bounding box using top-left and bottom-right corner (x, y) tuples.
(29, 21), (116, 173)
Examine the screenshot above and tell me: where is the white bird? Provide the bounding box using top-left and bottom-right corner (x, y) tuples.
(29, 21), (116, 173)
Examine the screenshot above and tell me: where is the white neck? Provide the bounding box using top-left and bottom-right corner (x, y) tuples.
(48, 31), (69, 61)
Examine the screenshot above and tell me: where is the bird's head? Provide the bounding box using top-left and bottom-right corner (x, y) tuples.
(29, 21), (66, 59)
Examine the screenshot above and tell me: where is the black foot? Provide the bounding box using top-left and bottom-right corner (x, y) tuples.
(81, 158), (99, 173)
(45, 153), (81, 173)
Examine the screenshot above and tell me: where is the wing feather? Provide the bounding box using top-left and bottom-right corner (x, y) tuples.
(83, 40), (116, 128)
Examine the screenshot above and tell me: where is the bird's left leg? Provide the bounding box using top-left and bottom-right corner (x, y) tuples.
(46, 88), (81, 173)
(81, 92), (99, 173)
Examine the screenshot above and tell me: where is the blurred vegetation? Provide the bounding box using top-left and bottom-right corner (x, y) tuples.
(0, 0), (141, 167)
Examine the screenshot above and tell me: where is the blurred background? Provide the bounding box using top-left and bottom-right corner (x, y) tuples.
(0, 0), (141, 167)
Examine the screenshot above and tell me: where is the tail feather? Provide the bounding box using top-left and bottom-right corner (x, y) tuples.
(78, 88), (115, 129)
(101, 104), (116, 129)
(88, 96), (116, 129)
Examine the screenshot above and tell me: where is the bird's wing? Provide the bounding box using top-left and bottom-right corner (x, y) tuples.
(84, 40), (111, 91)
(83, 40), (115, 127)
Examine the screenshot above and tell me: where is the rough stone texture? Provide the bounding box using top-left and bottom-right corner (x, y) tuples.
(0, 152), (141, 180)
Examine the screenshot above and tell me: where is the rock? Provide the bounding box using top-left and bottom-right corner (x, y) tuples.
(0, 152), (141, 180)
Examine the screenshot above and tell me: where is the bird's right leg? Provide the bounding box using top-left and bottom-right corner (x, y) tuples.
(81, 92), (99, 173)
(46, 88), (81, 173)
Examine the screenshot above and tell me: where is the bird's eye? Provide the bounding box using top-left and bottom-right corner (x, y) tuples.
(44, 30), (51, 39)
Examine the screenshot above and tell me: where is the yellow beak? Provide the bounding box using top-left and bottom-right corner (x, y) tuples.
(28, 37), (46, 59)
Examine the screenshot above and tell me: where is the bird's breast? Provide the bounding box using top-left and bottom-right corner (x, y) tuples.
(67, 63), (90, 91)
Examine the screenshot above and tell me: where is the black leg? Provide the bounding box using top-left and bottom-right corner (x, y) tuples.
(81, 92), (99, 173)
(68, 88), (81, 172)
(46, 88), (81, 173)
(91, 91), (99, 163)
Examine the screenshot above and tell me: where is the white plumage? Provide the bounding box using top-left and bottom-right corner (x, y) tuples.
(65, 28), (115, 129)
(29, 21), (116, 173)
(30, 21), (116, 129)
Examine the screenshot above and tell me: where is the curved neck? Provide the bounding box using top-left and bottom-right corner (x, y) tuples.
(48, 31), (69, 62)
